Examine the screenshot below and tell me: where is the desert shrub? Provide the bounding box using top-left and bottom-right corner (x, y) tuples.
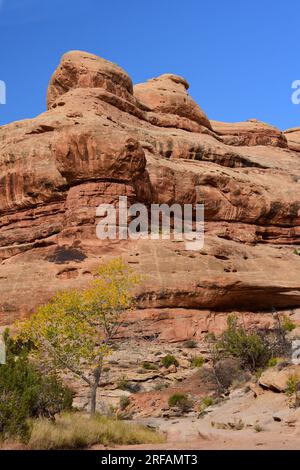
(183, 340), (197, 349)
(190, 356), (205, 368)
(214, 357), (249, 390)
(116, 376), (140, 393)
(28, 413), (165, 449)
(286, 374), (300, 407)
(282, 315), (296, 333)
(116, 376), (129, 390)
(161, 355), (179, 368)
(201, 396), (214, 408)
(216, 315), (270, 371)
(205, 332), (216, 342)
(286, 374), (300, 396)
(0, 331), (73, 441)
(232, 419), (244, 431)
(142, 361), (158, 370)
(153, 381), (169, 391)
(168, 393), (192, 412)
(254, 423), (263, 433)
(0, 390), (29, 441)
(198, 396), (214, 415)
(267, 357), (278, 368)
(119, 396), (130, 411)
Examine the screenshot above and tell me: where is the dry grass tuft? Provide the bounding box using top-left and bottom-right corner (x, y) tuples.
(28, 412), (165, 449)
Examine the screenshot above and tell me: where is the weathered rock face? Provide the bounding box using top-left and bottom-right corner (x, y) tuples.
(285, 127), (300, 152)
(47, 51), (136, 109)
(211, 119), (288, 148)
(134, 73), (212, 132)
(1, 50), (300, 326)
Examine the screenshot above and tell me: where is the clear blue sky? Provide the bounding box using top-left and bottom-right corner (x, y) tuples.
(0, 0), (299, 130)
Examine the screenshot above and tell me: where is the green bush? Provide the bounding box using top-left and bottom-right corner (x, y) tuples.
(286, 374), (300, 396)
(282, 315), (296, 333)
(119, 396), (130, 411)
(201, 396), (214, 408)
(116, 376), (129, 390)
(286, 374), (300, 408)
(216, 315), (270, 371)
(190, 356), (205, 368)
(142, 361), (158, 370)
(198, 396), (214, 415)
(161, 355), (179, 368)
(0, 330), (73, 441)
(168, 393), (192, 412)
(267, 357), (278, 368)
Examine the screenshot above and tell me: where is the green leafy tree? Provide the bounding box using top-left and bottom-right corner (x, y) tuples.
(18, 258), (139, 415)
(0, 331), (72, 441)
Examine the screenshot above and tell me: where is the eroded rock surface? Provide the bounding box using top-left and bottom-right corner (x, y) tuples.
(1, 50), (300, 326)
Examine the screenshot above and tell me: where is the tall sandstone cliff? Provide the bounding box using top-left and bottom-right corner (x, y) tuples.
(1, 50), (300, 336)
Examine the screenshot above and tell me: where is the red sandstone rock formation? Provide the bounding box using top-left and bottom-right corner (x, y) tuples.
(1, 50), (300, 326)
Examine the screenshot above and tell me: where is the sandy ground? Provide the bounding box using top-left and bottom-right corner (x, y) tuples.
(95, 389), (300, 450)
(2, 389), (300, 451)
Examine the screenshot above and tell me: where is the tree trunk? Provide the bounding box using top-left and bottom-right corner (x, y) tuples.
(90, 365), (102, 415)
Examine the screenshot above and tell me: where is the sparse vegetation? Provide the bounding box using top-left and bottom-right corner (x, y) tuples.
(28, 413), (165, 450)
(190, 355), (205, 368)
(212, 418), (244, 431)
(116, 376), (140, 393)
(202, 396), (214, 407)
(204, 312), (295, 393)
(198, 396), (214, 415)
(267, 357), (278, 368)
(161, 355), (179, 368)
(214, 357), (249, 391)
(119, 396), (131, 411)
(142, 361), (158, 370)
(232, 419), (244, 431)
(282, 315), (296, 333)
(168, 393), (192, 412)
(254, 423), (263, 433)
(205, 332), (216, 342)
(153, 382), (169, 391)
(286, 374), (300, 407)
(216, 315), (269, 371)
